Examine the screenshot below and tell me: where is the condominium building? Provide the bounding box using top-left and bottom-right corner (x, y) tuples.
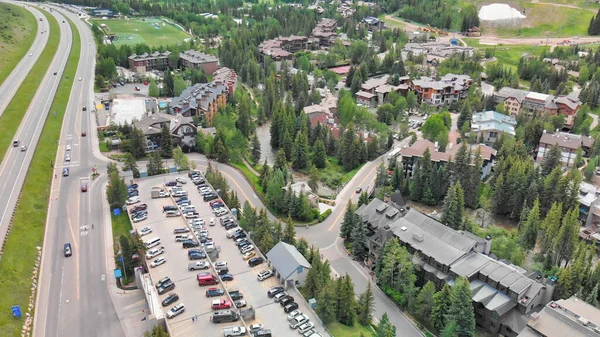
(536, 130), (593, 167)
(471, 110), (517, 146)
(311, 18), (338, 47)
(411, 74), (473, 106)
(357, 198), (555, 337)
(128, 51), (172, 73)
(179, 50), (219, 75)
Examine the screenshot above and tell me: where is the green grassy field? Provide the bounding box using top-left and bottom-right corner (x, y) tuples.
(492, 3), (595, 37)
(94, 18), (190, 46)
(0, 12), (80, 336)
(326, 322), (374, 337)
(0, 9), (60, 163)
(464, 38), (550, 68)
(0, 3), (38, 87)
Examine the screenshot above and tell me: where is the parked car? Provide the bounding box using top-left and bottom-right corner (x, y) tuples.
(298, 322), (315, 334)
(166, 303), (185, 319)
(257, 270), (273, 281)
(162, 205), (177, 212)
(267, 286), (284, 298)
(206, 287), (224, 297)
(157, 281), (175, 295)
(229, 291), (244, 301)
(248, 323), (264, 333)
(130, 204), (148, 213)
(234, 300), (247, 308)
(165, 181), (178, 187)
(248, 257), (264, 267)
(222, 326), (246, 337)
(240, 245), (254, 254)
(188, 261), (210, 271)
(284, 302), (299, 313)
(176, 177), (187, 184)
(126, 196), (140, 205)
(132, 213), (148, 223)
(173, 227), (190, 234)
(138, 226), (152, 236)
(220, 274), (234, 281)
(280, 295), (294, 307)
(211, 299), (232, 310)
(287, 310), (302, 321)
(146, 247), (164, 259)
(151, 257), (167, 268)
(127, 183), (138, 189)
(161, 293), (179, 307)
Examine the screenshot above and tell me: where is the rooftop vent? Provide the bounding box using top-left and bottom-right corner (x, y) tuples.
(412, 233), (424, 242)
(578, 317), (589, 326)
(383, 225), (390, 230)
(400, 226), (407, 231)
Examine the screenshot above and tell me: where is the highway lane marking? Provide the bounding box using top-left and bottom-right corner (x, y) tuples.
(327, 163), (379, 232)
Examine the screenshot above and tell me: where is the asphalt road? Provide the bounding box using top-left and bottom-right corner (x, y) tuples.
(0, 3), (49, 117)
(0, 4), (72, 249)
(33, 5), (124, 337)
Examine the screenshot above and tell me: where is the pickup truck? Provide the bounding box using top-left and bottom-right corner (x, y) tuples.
(188, 261), (209, 271)
(184, 212), (199, 219)
(151, 189), (169, 199)
(222, 326), (246, 337)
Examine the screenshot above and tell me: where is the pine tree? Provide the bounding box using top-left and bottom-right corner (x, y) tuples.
(282, 130), (294, 161)
(553, 208), (579, 267)
(312, 139), (327, 169)
(335, 275), (358, 326)
(416, 281), (436, 322)
(292, 131), (310, 170)
(357, 282), (376, 325)
(520, 198), (541, 251)
(375, 313), (396, 337)
(358, 191), (370, 207)
(340, 200), (357, 239)
(283, 215), (297, 246)
(251, 134), (261, 164)
(148, 78), (159, 98)
(432, 284), (452, 331)
(316, 281), (337, 323)
(390, 164), (404, 191)
(445, 277), (475, 337)
(441, 182), (464, 230)
(351, 219), (368, 261)
(441, 321), (460, 337)
(541, 144), (562, 177)
(586, 283), (599, 307)
(160, 123), (173, 158)
(122, 153), (140, 178)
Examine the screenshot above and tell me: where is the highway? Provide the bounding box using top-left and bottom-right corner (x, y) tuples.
(0, 3), (49, 117)
(33, 5), (125, 337)
(0, 5), (72, 249)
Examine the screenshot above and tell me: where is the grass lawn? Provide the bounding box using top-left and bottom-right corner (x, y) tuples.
(99, 140), (110, 152)
(0, 3), (38, 87)
(464, 38), (550, 68)
(327, 321), (374, 337)
(111, 213), (133, 240)
(0, 10), (60, 163)
(493, 3), (594, 38)
(231, 161), (263, 195)
(93, 17), (190, 47)
(0, 12), (80, 335)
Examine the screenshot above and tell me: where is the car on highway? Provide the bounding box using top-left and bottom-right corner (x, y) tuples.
(220, 274), (234, 281)
(138, 226), (152, 236)
(20, 145), (27, 152)
(166, 303), (185, 319)
(248, 257), (264, 267)
(206, 288), (224, 297)
(356, 187), (362, 194)
(176, 177), (187, 184)
(257, 270), (273, 281)
(211, 299), (232, 310)
(82, 106), (87, 111)
(161, 293), (179, 307)
(12, 140), (19, 147)
(248, 323), (264, 334)
(62, 168), (69, 177)
(234, 300), (247, 308)
(64, 243), (72, 257)
(267, 286), (284, 298)
(81, 131), (86, 137)
(65, 153), (71, 162)
(146, 247), (164, 259)
(130, 204), (148, 213)
(81, 183), (88, 192)
(53, 72), (57, 75)
(150, 257), (167, 268)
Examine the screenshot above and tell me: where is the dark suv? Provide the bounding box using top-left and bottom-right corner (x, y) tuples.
(248, 257), (264, 267)
(163, 205), (177, 212)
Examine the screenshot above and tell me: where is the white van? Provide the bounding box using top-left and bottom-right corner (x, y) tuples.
(226, 228), (242, 238)
(181, 205), (196, 213)
(145, 237), (161, 249)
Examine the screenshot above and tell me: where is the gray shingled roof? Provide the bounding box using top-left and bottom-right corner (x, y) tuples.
(266, 242), (311, 280)
(355, 198), (404, 230)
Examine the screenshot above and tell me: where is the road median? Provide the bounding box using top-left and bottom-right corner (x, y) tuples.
(0, 8), (60, 163)
(0, 13), (80, 336)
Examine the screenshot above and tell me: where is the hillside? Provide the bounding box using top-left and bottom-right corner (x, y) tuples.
(0, 3), (37, 85)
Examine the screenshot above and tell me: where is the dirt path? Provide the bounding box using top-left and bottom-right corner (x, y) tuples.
(533, 1), (597, 12)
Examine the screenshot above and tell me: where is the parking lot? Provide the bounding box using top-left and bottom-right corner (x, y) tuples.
(127, 172), (328, 337)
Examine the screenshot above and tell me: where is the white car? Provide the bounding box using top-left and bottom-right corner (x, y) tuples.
(126, 196), (140, 205)
(209, 218), (216, 226)
(215, 208), (228, 217)
(298, 322), (315, 334)
(222, 326), (246, 337)
(184, 212), (199, 219)
(78, 77), (82, 81)
(176, 177), (187, 184)
(257, 270), (273, 281)
(214, 261), (228, 268)
(66, 145), (71, 151)
(175, 234), (190, 242)
(133, 213), (147, 223)
(173, 190), (188, 197)
(158, 191), (170, 198)
(166, 303), (185, 319)
(151, 257), (166, 268)
(138, 226), (152, 236)
(65, 153), (71, 162)
(145, 247), (164, 259)
(248, 323), (263, 333)
(240, 245), (254, 254)
(189, 219), (204, 226)
(287, 310), (302, 321)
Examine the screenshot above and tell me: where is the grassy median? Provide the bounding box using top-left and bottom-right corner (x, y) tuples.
(0, 3), (38, 86)
(0, 8), (60, 163)
(0, 13), (80, 335)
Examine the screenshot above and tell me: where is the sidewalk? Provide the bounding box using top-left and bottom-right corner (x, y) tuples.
(101, 180), (153, 337)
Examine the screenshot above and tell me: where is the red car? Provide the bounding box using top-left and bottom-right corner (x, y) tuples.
(143, 81), (149, 86)
(211, 299), (231, 310)
(130, 204), (148, 213)
(81, 131), (86, 137)
(81, 184), (88, 192)
(209, 199), (223, 206)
